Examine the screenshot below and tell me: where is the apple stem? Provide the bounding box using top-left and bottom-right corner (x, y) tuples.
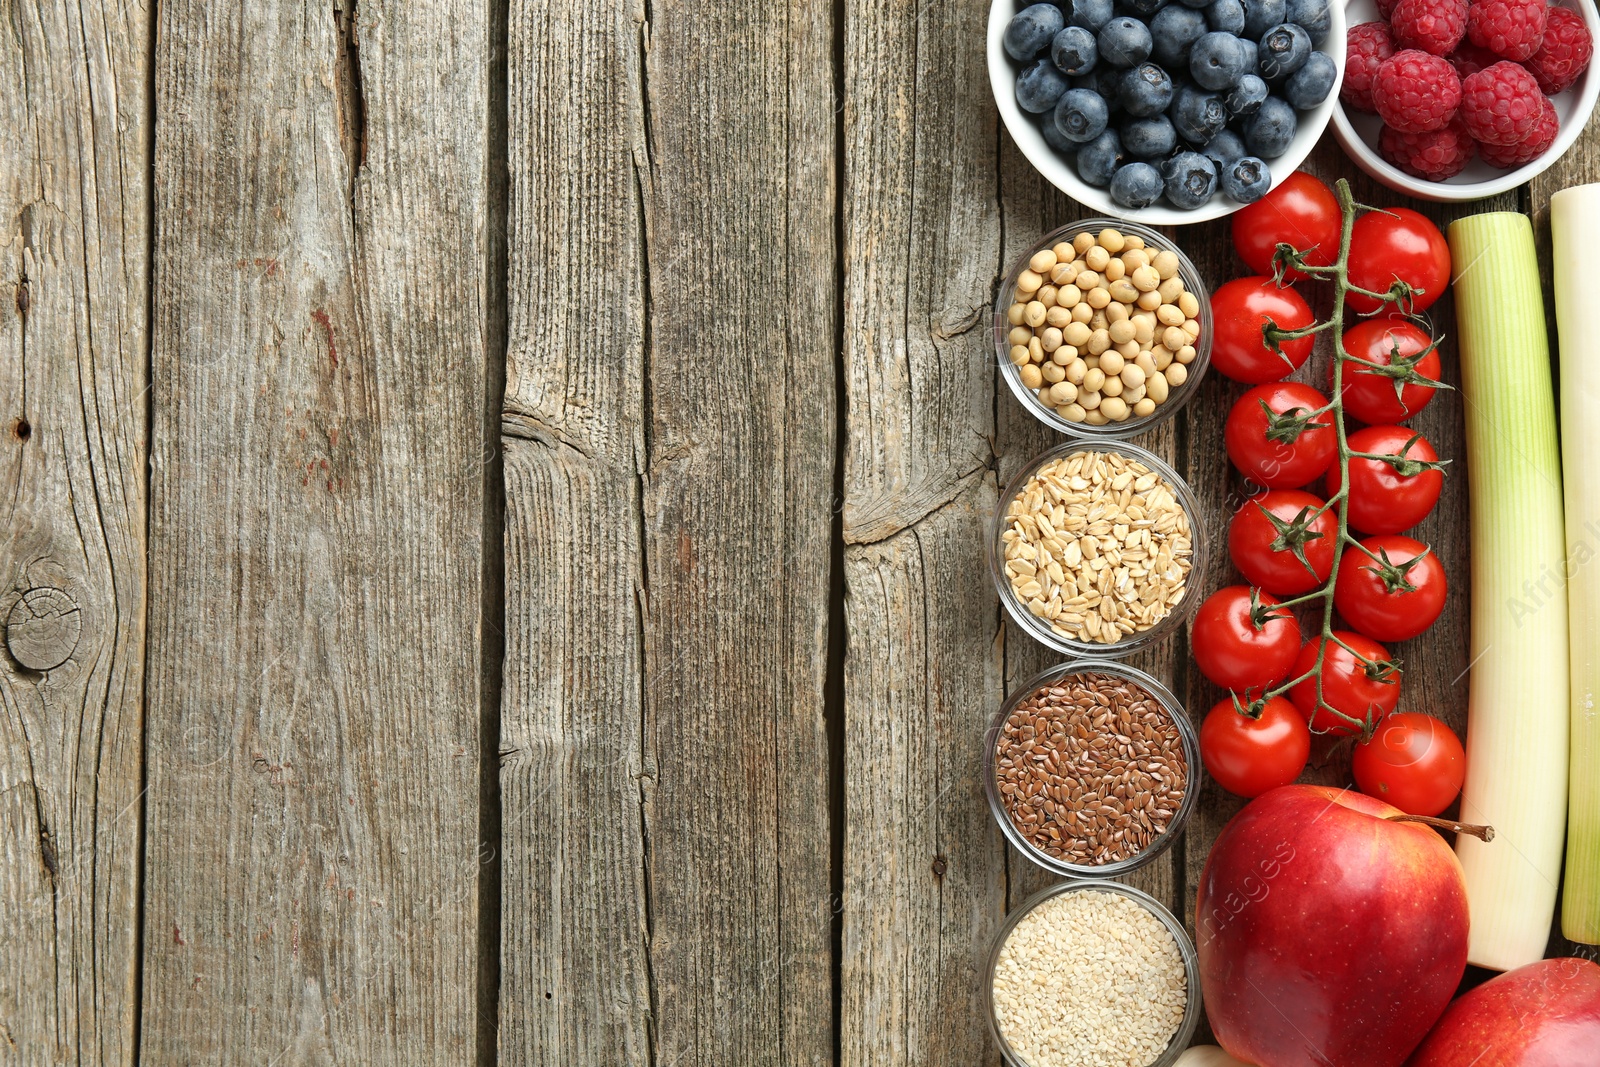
(1385, 814), (1495, 842)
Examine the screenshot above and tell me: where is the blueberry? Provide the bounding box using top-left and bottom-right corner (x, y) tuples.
(1120, 113), (1178, 158)
(1016, 58), (1072, 112)
(1122, 0), (1168, 17)
(1285, 0), (1331, 44)
(1042, 112), (1079, 153)
(1069, 0), (1116, 32)
(1190, 32), (1250, 89)
(1241, 0), (1287, 39)
(1239, 38), (1259, 75)
(1221, 155), (1272, 202)
(1110, 162), (1165, 208)
(1077, 67), (1129, 114)
(1097, 16), (1153, 67)
(1076, 129), (1125, 185)
(1244, 95), (1297, 158)
(1200, 128), (1248, 169)
(1171, 83), (1229, 143)
(1051, 26), (1099, 75)
(1162, 151), (1219, 208)
(1223, 73), (1270, 117)
(1054, 87), (1111, 142)
(1206, 0), (1246, 34)
(1006, 3), (1067, 61)
(1120, 63), (1175, 116)
(1284, 51), (1336, 109)
(1176, 0), (1212, 9)
(1150, 5), (1208, 67)
(1258, 23), (1311, 80)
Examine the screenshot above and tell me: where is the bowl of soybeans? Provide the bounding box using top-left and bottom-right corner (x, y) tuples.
(996, 221), (1211, 439)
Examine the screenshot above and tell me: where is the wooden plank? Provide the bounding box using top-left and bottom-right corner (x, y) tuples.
(141, 1), (489, 1059)
(839, 0), (1007, 1061)
(496, 0), (652, 1058)
(995, 134), (1183, 914)
(501, 0), (836, 1062)
(0, 1), (150, 1062)
(638, 0), (836, 1063)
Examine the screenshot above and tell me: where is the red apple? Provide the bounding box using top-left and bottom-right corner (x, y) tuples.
(1409, 957), (1600, 1066)
(1197, 784), (1469, 1067)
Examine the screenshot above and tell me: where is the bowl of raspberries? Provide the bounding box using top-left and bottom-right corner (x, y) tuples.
(1332, 0), (1600, 196)
(988, 0), (1345, 221)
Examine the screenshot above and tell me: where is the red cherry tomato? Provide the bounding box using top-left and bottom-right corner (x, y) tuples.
(1353, 712), (1467, 816)
(1200, 696), (1311, 798)
(1338, 317), (1441, 424)
(1190, 585), (1304, 694)
(1325, 425), (1444, 534)
(1346, 208), (1451, 314)
(1288, 631), (1402, 736)
(1224, 382), (1337, 488)
(1231, 171), (1341, 281)
(1228, 489), (1338, 595)
(1334, 535), (1448, 643)
(1210, 277), (1316, 384)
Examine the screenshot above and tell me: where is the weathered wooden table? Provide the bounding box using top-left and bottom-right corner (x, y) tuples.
(5, 0), (1599, 1062)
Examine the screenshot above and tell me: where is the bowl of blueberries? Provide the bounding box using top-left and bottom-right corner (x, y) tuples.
(989, 0), (1345, 221)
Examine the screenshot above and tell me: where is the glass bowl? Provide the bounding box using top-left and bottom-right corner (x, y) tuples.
(984, 879), (1203, 1067)
(992, 439), (1209, 658)
(984, 659), (1201, 880)
(995, 219), (1212, 440)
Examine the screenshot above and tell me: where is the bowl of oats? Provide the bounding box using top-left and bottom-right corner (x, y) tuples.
(992, 441), (1207, 656)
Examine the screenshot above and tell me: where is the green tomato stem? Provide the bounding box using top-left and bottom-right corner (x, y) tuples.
(1252, 179), (1402, 736)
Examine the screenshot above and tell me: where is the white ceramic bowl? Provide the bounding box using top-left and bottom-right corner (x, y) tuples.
(988, 0), (1347, 225)
(1332, 0), (1600, 200)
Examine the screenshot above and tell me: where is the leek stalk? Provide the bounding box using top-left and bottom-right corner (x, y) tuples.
(1551, 186), (1600, 944)
(1448, 212), (1569, 971)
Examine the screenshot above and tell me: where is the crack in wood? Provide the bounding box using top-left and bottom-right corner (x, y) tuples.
(332, 1), (368, 206)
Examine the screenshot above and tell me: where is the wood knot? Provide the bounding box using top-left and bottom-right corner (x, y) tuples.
(6, 587), (82, 671)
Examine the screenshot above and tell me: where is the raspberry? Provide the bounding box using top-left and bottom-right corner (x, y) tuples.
(1373, 49), (1463, 131)
(1447, 40), (1502, 77)
(1466, 0), (1548, 61)
(1377, 0), (1402, 19)
(1525, 5), (1593, 93)
(1344, 22), (1400, 111)
(1459, 60), (1545, 143)
(1478, 93), (1560, 166)
(1391, 0), (1468, 54)
(1379, 117), (1477, 179)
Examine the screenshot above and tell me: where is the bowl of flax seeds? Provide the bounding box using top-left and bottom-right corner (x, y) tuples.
(985, 660), (1200, 878)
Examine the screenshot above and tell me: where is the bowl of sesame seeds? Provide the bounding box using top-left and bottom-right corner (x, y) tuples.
(985, 660), (1200, 879)
(993, 441), (1207, 656)
(986, 880), (1201, 1067)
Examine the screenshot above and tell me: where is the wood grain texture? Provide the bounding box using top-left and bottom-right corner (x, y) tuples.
(995, 135), (1183, 914)
(141, 1), (489, 1059)
(497, 0), (653, 1058)
(638, 1), (836, 1063)
(840, 0), (1006, 1060)
(502, 0), (836, 1062)
(0, 1), (150, 1062)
